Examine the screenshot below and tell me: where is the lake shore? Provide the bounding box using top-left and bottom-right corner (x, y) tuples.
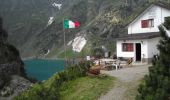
(22, 57), (65, 61)
(22, 56), (86, 62)
(24, 59), (65, 81)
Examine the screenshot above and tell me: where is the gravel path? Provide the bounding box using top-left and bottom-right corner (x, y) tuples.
(98, 64), (150, 100)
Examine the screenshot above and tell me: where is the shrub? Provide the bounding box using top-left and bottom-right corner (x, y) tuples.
(136, 15), (170, 100)
(14, 61), (92, 100)
(92, 47), (104, 58)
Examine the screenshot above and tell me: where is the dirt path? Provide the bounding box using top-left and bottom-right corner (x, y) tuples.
(98, 64), (150, 100)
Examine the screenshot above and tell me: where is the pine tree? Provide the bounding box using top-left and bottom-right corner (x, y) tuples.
(136, 17), (170, 100)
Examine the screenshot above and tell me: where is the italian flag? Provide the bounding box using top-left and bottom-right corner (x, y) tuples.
(64, 19), (80, 29)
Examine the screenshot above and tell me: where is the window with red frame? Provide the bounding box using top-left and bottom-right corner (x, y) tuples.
(141, 19), (154, 28)
(122, 43), (134, 52)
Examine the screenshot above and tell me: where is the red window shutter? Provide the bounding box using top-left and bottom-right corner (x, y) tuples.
(141, 20), (148, 28)
(127, 43), (133, 51)
(122, 43), (134, 52)
(127, 44), (130, 51)
(130, 43), (134, 51)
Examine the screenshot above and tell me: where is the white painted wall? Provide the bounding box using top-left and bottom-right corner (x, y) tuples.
(117, 41), (135, 58)
(128, 5), (170, 34)
(140, 40), (148, 59)
(147, 37), (160, 58)
(116, 39), (148, 61)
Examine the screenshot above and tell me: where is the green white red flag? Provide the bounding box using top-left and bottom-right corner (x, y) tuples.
(63, 19), (80, 29)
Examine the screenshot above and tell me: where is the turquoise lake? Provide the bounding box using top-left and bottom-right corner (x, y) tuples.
(24, 59), (64, 81)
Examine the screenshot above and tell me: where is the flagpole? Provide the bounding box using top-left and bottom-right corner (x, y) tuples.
(63, 19), (80, 68)
(63, 19), (67, 68)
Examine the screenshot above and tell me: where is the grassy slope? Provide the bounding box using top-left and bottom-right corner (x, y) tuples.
(14, 75), (115, 100)
(46, 41), (92, 59)
(60, 76), (115, 100)
(46, 0), (148, 59)
(46, 36), (116, 59)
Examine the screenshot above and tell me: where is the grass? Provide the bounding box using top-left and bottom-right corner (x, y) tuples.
(59, 75), (115, 100)
(46, 46), (75, 59)
(46, 47), (60, 58)
(58, 47), (76, 58)
(55, 44), (92, 59)
(123, 79), (144, 100)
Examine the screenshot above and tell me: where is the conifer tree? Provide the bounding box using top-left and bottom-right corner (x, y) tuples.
(136, 17), (170, 100)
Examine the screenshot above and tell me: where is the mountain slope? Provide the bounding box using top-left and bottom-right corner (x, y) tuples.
(0, 0), (169, 58)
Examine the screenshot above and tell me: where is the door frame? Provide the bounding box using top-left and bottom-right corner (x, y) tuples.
(135, 43), (141, 62)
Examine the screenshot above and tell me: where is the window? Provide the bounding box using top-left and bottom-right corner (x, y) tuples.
(148, 19), (154, 27)
(122, 43), (134, 52)
(141, 20), (148, 28)
(141, 19), (154, 28)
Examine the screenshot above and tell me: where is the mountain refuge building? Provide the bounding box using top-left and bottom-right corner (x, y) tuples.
(116, 2), (170, 63)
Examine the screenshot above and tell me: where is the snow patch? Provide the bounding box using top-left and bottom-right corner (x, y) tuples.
(47, 17), (54, 26)
(67, 40), (73, 46)
(44, 49), (50, 56)
(52, 3), (62, 10)
(72, 36), (87, 52)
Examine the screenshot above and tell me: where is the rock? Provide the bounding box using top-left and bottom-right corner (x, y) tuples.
(0, 17), (28, 98)
(0, 75), (32, 99)
(0, 18), (8, 43)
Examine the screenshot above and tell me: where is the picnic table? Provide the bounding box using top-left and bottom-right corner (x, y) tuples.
(94, 58), (129, 71)
(106, 60), (127, 70)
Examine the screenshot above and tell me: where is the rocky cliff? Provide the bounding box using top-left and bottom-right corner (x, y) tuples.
(0, 17), (29, 98)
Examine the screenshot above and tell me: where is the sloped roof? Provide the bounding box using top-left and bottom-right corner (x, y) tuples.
(117, 32), (160, 40)
(127, 2), (170, 27)
(154, 2), (170, 10)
